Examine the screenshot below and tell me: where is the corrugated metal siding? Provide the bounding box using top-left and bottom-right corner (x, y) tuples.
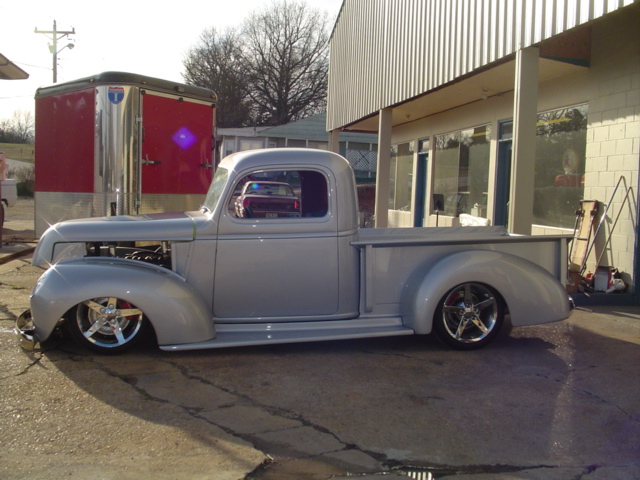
(327, 0), (636, 131)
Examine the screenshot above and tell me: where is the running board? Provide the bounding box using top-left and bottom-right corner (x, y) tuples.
(160, 317), (414, 352)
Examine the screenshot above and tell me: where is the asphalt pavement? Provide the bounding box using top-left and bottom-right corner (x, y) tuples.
(1, 198), (639, 479)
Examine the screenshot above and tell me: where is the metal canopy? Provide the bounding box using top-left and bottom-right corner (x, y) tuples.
(0, 53), (29, 80)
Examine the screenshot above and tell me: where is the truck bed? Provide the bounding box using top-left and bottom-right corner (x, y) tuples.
(352, 225), (570, 318)
(353, 226), (570, 276)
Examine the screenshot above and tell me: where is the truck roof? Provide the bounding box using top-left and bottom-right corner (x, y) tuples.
(35, 71), (217, 103)
(219, 148), (354, 179)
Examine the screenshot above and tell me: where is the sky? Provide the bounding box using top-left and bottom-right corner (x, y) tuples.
(0, 0), (344, 121)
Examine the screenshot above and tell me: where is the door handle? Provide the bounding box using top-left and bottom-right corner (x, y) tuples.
(141, 155), (161, 165)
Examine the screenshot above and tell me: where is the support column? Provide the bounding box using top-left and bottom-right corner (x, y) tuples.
(508, 47), (539, 235)
(375, 108), (392, 228)
(328, 129), (340, 154)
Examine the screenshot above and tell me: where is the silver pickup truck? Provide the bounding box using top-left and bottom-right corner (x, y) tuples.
(17, 149), (572, 354)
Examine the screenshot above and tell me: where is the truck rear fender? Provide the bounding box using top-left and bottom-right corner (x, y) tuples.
(30, 258), (215, 345)
(401, 250), (571, 334)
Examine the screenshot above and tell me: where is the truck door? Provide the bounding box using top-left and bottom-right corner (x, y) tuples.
(139, 91), (214, 213)
(213, 168), (340, 320)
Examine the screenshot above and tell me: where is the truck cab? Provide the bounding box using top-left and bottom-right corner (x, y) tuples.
(207, 149), (360, 320)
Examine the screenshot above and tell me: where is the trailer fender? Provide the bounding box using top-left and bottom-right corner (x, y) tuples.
(401, 250), (571, 334)
(30, 258), (215, 345)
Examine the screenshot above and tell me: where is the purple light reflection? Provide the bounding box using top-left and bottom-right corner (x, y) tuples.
(172, 127), (197, 150)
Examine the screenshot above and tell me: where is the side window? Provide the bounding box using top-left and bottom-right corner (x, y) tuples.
(228, 169), (328, 219)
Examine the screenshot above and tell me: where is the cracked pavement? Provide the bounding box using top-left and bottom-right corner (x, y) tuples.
(1, 249), (639, 479)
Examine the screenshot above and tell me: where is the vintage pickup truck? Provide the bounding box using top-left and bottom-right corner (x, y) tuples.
(17, 149), (572, 354)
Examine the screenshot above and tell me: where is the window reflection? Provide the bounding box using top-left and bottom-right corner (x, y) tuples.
(433, 125), (490, 217)
(389, 142), (414, 211)
(228, 169), (328, 219)
(534, 104), (587, 228)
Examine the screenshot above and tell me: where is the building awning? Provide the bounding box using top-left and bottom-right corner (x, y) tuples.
(0, 53), (29, 80)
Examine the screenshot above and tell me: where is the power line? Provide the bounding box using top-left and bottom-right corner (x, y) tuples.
(0, 95), (36, 100)
(14, 62), (50, 71)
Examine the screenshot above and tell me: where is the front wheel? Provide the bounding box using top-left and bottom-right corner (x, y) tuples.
(65, 297), (149, 354)
(433, 283), (504, 350)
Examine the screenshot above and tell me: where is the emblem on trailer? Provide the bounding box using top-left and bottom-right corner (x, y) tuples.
(108, 86), (125, 104)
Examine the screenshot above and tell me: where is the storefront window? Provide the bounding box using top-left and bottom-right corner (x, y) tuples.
(388, 142), (414, 211)
(433, 125), (490, 217)
(534, 104), (587, 228)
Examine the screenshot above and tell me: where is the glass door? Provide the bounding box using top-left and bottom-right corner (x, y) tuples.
(414, 138), (429, 227)
(494, 121), (512, 227)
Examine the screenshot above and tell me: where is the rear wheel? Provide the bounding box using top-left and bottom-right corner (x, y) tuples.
(65, 297), (149, 354)
(433, 282), (504, 350)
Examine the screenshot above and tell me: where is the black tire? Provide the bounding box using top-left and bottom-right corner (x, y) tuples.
(65, 297), (149, 354)
(433, 282), (504, 350)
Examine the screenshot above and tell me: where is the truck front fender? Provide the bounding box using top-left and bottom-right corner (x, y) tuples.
(30, 258), (215, 346)
(401, 250), (571, 334)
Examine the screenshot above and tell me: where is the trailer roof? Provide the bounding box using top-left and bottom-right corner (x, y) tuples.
(35, 71), (217, 103)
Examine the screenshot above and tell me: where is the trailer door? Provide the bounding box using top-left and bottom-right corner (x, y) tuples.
(139, 91), (214, 212)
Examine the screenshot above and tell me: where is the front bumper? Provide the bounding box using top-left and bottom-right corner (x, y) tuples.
(15, 310), (37, 350)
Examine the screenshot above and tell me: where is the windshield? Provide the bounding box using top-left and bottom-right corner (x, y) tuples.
(201, 167), (229, 212)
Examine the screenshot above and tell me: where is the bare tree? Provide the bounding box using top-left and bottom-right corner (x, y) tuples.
(182, 0), (330, 128)
(182, 28), (252, 128)
(0, 110), (35, 144)
(242, 0), (329, 126)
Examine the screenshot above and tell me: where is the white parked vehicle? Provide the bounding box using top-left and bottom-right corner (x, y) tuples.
(17, 149), (573, 354)
(1, 178), (18, 208)
(1, 178), (18, 228)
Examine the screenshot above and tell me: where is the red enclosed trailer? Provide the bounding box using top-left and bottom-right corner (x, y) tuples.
(34, 71), (216, 236)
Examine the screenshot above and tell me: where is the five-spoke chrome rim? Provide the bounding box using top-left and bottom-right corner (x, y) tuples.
(441, 283), (498, 344)
(75, 297), (144, 348)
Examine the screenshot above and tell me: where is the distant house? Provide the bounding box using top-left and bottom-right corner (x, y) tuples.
(217, 126), (271, 160)
(217, 113), (378, 182)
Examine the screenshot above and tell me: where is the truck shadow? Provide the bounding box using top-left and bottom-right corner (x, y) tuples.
(34, 318), (640, 471)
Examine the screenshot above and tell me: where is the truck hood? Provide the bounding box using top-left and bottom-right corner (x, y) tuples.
(33, 211), (207, 266)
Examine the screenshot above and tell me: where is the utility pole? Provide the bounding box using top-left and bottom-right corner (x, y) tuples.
(35, 20), (75, 83)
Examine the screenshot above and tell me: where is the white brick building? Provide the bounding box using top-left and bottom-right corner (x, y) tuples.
(326, 0), (639, 302)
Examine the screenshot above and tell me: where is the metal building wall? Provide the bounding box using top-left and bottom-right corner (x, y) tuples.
(327, 0), (635, 131)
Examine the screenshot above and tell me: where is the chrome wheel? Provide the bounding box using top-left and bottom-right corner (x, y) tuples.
(66, 297), (147, 353)
(434, 283), (504, 350)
